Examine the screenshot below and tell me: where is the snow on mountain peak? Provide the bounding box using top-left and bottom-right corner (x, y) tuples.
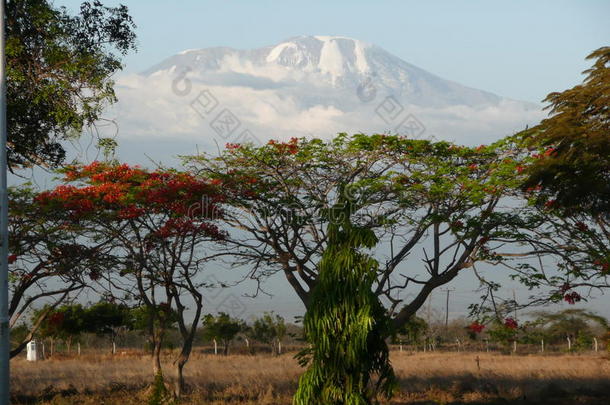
(124, 36), (542, 150)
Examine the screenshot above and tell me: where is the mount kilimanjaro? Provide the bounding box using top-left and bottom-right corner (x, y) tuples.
(108, 36), (543, 161)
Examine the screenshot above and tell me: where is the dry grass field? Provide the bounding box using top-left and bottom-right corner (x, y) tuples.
(10, 350), (610, 404)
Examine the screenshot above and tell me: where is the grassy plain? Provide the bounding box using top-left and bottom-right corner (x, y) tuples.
(10, 350), (610, 404)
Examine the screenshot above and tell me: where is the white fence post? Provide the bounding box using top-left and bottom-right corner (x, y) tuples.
(593, 337), (598, 353)
(213, 338), (218, 355)
(567, 336), (571, 352)
(513, 340), (517, 353)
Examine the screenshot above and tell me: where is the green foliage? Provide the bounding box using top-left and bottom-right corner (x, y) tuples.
(6, 0), (136, 168)
(84, 300), (133, 336)
(131, 304), (179, 332)
(10, 324), (30, 350)
(393, 316), (428, 345)
(532, 309), (608, 350)
(248, 312), (286, 354)
(293, 190), (396, 405)
(148, 371), (172, 405)
(201, 312), (244, 355)
(520, 47), (610, 215)
(486, 321), (519, 346)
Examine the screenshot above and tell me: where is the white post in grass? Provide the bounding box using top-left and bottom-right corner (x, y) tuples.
(0, 0), (9, 402)
(541, 339), (544, 353)
(213, 338), (217, 355)
(593, 337), (598, 353)
(567, 336), (571, 352)
(512, 340), (517, 353)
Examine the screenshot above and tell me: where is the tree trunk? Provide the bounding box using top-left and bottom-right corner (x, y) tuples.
(175, 360), (185, 398)
(152, 331), (163, 376)
(174, 336), (195, 397)
(223, 342), (229, 356)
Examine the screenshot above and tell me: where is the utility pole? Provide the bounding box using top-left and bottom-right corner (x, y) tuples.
(0, 0), (9, 402)
(512, 289), (518, 321)
(426, 292), (432, 324)
(441, 288), (455, 330)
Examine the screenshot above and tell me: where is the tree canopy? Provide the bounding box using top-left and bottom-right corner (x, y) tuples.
(6, 0), (136, 169)
(520, 46), (610, 215)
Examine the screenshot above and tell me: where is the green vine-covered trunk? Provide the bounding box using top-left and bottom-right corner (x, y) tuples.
(293, 194), (397, 405)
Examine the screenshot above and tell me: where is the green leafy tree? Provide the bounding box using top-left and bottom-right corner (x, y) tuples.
(85, 300), (133, 353)
(532, 309), (608, 351)
(393, 315), (428, 346)
(183, 134), (526, 331)
(201, 313), (244, 355)
(248, 312), (286, 355)
(6, 0), (136, 169)
(520, 47), (610, 215)
(294, 193), (396, 404)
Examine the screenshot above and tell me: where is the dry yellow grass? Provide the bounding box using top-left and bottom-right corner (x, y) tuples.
(10, 350), (610, 404)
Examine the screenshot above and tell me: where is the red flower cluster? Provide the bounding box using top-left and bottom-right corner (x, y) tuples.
(36, 162), (226, 241)
(48, 312), (65, 327)
(468, 321), (485, 333)
(504, 317), (518, 329)
(451, 220), (464, 229)
(226, 143), (241, 150)
(544, 199), (557, 209)
(8, 254), (17, 264)
(594, 259), (610, 274)
(155, 218), (225, 240)
(268, 137), (299, 154)
(564, 291), (582, 305)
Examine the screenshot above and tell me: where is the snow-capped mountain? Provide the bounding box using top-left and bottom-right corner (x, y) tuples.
(143, 35), (505, 108)
(108, 36), (543, 162)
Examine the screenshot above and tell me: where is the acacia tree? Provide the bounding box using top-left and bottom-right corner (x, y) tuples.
(6, 0), (136, 169)
(184, 134), (526, 332)
(37, 162), (226, 395)
(8, 186), (114, 358)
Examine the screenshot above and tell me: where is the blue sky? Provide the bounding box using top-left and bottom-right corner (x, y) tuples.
(59, 0), (610, 103)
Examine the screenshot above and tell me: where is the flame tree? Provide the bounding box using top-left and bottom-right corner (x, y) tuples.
(36, 162), (226, 395)
(8, 186), (115, 357)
